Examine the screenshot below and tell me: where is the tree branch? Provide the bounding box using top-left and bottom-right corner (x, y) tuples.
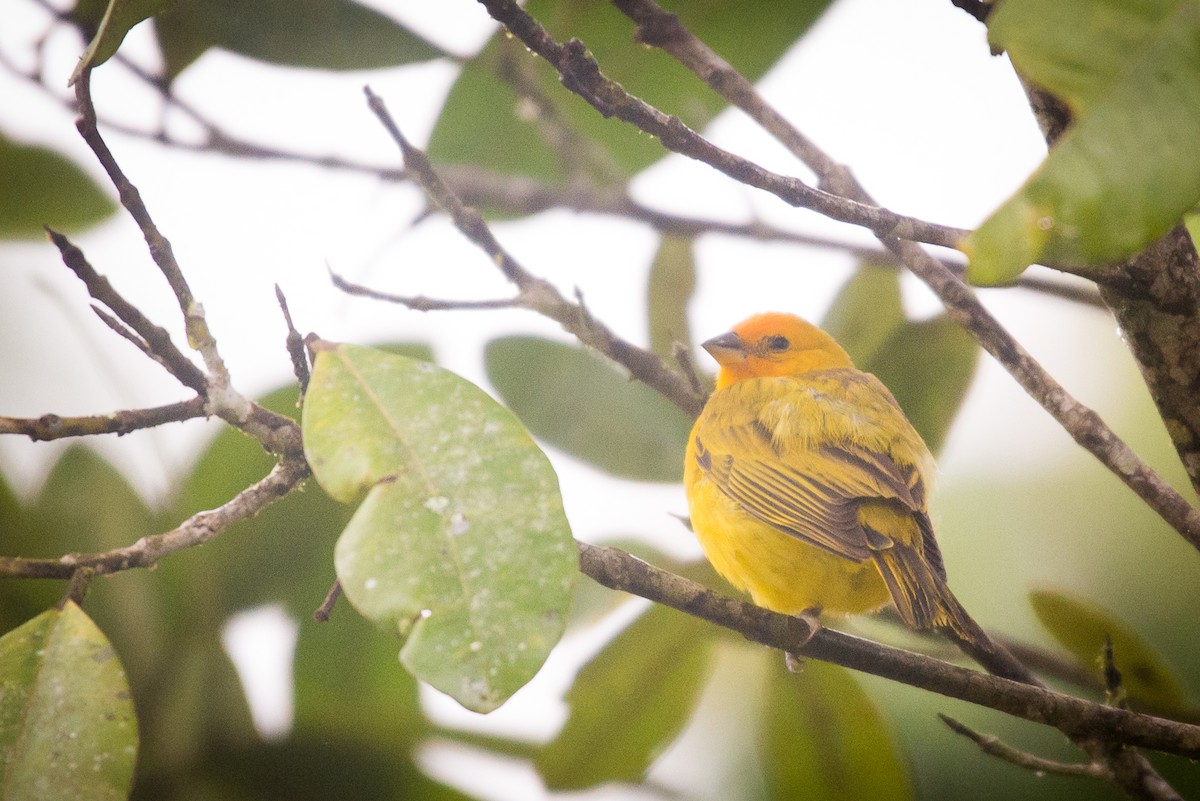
(0, 457), (310, 578)
(577, 541), (1200, 761)
(0, 398), (207, 441)
(361, 85), (707, 419)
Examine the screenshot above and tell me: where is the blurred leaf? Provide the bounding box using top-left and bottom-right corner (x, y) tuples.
(762, 658), (912, 801)
(303, 342), (575, 712)
(21, 447), (163, 688)
(0, 603), (137, 801)
(292, 607), (425, 752)
(429, 0), (833, 184)
(154, 734), (472, 801)
(967, 0), (1200, 284)
(1029, 589), (1189, 710)
(0, 133), (115, 238)
(70, 0), (169, 78)
(648, 235), (697, 360)
(821, 263), (906, 366)
(486, 336), (693, 481)
(155, 0), (447, 81)
(861, 316), (979, 455)
(132, 632), (258, 784)
(537, 604), (713, 789)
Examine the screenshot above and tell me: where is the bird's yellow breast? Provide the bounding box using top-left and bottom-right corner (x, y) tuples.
(683, 432), (892, 616)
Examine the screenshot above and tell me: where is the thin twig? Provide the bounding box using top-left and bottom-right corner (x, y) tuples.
(361, 85), (707, 419)
(47, 227), (207, 394)
(0, 457), (310, 578)
(475, 0), (970, 249)
(0, 397), (207, 441)
(313, 580), (342, 622)
(275, 285), (311, 393)
(330, 270), (522, 311)
(939, 714), (1110, 779)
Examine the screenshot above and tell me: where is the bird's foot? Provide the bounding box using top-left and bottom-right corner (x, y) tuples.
(784, 607), (822, 672)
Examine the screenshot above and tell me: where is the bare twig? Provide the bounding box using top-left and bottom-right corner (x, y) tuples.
(475, 0), (970, 249)
(939, 714), (1110, 779)
(275, 285), (311, 393)
(47, 228), (207, 394)
(313, 580), (342, 622)
(361, 85), (706, 419)
(0, 457), (310, 579)
(330, 270), (522, 311)
(0, 398), (207, 441)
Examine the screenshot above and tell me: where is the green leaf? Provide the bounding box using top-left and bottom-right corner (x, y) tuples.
(820, 268), (977, 455)
(155, 0), (447, 81)
(967, 0), (1200, 284)
(648, 235), (697, 360)
(0, 133), (115, 239)
(428, 0), (833, 184)
(861, 316), (979, 455)
(761, 658), (912, 801)
(0, 604), (138, 801)
(536, 604), (713, 789)
(486, 336), (693, 482)
(820, 263), (905, 367)
(70, 0), (170, 78)
(1029, 589), (1190, 710)
(302, 342), (576, 713)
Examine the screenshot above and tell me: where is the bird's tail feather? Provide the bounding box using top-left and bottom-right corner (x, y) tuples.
(873, 543), (1041, 686)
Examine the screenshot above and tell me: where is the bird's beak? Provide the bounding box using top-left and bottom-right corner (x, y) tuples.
(701, 331), (748, 364)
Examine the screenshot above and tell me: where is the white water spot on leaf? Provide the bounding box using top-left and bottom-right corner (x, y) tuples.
(424, 496), (450, 514)
(364, 577), (378, 591)
(449, 512), (470, 536)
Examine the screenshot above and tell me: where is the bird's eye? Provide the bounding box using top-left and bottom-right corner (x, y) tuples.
(765, 335), (790, 351)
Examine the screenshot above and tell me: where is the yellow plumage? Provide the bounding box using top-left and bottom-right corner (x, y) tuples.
(684, 313), (970, 636)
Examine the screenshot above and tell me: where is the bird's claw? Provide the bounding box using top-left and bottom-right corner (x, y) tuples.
(784, 607), (822, 672)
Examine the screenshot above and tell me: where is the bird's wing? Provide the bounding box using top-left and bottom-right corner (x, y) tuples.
(691, 375), (930, 564)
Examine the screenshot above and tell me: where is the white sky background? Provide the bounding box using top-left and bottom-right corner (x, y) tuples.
(0, 0), (1144, 798)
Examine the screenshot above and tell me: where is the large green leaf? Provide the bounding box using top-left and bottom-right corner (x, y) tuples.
(761, 658), (912, 801)
(967, 0), (1200, 284)
(302, 342), (576, 713)
(429, 0), (833, 183)
(1029, 589), (1190, 711)
(70, 0), (170, 77)
(861, 316), (979, 456)
(0, 133), (115, 239)
(820, 264), (905, 367)
(155, 0), (447, 81)
(536, 604), (713, 789)
(0, 604), (138, 801)
(648, 235), (697, 361)
(486, 336), (693, 482)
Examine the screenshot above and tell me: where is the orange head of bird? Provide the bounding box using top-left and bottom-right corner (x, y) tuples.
(703, 312), (854, 389)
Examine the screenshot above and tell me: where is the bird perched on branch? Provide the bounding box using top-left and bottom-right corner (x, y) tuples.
(684, 312), (1034, 683)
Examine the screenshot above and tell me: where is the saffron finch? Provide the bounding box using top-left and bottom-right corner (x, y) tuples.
(684, 312), (1033, 682)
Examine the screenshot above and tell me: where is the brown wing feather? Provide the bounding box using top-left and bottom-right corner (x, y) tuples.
(692, 375), (933, 566)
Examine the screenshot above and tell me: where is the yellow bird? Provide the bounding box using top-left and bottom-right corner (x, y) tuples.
(684, 312), (1032, 682)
